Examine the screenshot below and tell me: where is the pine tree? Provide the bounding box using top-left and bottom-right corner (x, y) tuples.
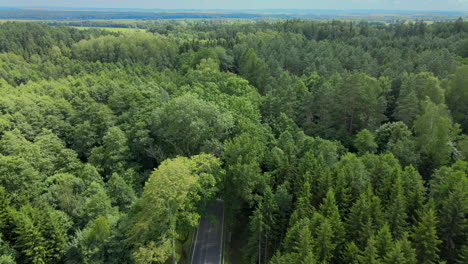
(346, 187), (384, 248)
(394, 83), (419, 127)
(319, 189), (346, 260)
(411, 208), (441, 264)
(383, 240), (406, 264)
(359, 236), (382, 264)
(458, 244), (468, 264)
(282, 218), (316, 262)
(375, 224), (393, 259)
(401, 166), (425, 224)
(244, 203), (265, 264)
(315, 218), (335, 263)
(342, 242), (361, 264)
(430, 162), (468, 262)
(438, 184), (467, 262)
(398, 234), (418, 264)
(289, 181), (314, 226)
(386, 176), (408, 239)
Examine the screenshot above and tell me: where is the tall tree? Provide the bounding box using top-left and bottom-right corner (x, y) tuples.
(333, 73), (388, 135)
(413, 99), (455, 172)
(445, 65), (468, 132)
(89, 126), (131, 178)
(354, 129), (378, 155)
(411, 208), (441, 264)
(238, 48), (270, 94)
(128, 154), (220, 264)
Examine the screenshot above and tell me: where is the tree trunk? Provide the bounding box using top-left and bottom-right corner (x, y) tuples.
(172, 237), (177, 264)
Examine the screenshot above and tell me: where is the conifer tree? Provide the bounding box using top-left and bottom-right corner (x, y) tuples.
(315, 219), (335, 263)
(375, 224), (393, 259)
(411, 208), (441, 264)
(359, 236), (382, 264)
(319, 189), (346, 260)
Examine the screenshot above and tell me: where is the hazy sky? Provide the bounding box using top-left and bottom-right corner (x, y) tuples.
(3, 0), (468, 11)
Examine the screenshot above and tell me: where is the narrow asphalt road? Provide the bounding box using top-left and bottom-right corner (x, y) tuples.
(191, 200), (224, 264)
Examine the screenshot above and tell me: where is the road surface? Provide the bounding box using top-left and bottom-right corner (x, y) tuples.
(191, 200), (224, 264)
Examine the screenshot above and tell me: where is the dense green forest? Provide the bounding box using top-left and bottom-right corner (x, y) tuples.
(0, 19), (467, 264)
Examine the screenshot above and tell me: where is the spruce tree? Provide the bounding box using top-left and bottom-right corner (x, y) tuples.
(411, 208), (441, 264)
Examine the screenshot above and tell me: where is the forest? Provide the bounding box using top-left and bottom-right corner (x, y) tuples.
(1, 9), (466, 22)
(0, 18), (467, 264)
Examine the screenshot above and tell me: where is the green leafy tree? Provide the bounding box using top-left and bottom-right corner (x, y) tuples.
(355, 129), (378, 155)
(46, 173), (86, 220)
(80, 182), (115, 226)
(128, 154), (220, 264)
(222, 132), (266, 213)
(445, 65), (468, 132)
(374, 122), (419, 167)
(0, 154), (41, 202)
(106, 173), (136, 212)
(89, 126), (131, 178)
(413, 99), (455, 171)
(152, 93), (234, 156)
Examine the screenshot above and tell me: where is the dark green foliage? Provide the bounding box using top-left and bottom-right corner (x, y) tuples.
(411, 208), (441, 264)
(0, 19), (465, 264)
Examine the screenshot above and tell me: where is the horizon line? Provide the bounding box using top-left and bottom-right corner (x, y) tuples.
(1, 7), (468, 13)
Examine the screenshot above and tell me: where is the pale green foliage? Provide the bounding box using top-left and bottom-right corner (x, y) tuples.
(72, 33), (177, 68)
(445, 65), (468, 132)
(85, 216), (111, 246)
(413, 100), (454, 167)
(132, 240), (172, 264)
(128, 154), (221, 263)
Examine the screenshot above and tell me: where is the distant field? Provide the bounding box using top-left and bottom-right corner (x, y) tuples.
(70, 26), (144, 32)
(0, 9), (466, 22)
(0, 19), (42, 22)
